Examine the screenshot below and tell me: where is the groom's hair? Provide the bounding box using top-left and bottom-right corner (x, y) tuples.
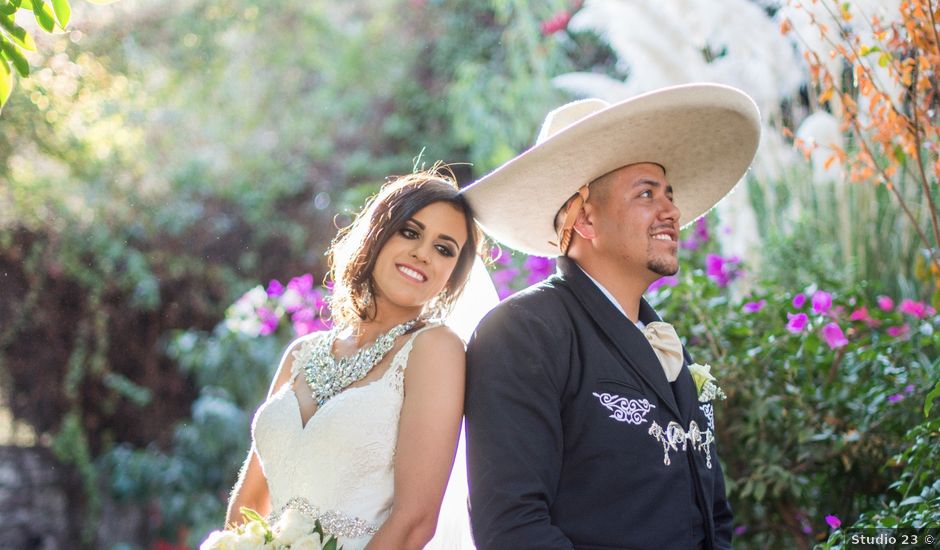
(326, 163), (484, 327)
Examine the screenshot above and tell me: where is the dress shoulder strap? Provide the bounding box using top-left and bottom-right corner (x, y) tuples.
(288, 331), (328, 384)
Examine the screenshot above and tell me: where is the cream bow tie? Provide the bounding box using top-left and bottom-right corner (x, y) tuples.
(642, 321), (684, 382)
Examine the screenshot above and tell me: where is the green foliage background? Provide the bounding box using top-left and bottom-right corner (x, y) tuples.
(1, 1), (938, 549)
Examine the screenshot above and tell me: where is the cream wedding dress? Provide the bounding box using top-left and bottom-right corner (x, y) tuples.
(251, 325), (474, 550)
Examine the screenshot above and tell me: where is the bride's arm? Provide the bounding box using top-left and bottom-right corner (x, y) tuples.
(224, 339), (302, 526)
(365, 326), (466, 550)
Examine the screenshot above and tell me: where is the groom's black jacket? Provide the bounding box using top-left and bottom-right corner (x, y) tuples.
(465, 257), (733, 550)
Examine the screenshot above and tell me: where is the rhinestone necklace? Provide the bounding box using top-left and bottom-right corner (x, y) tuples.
(302, 319), (418, 406)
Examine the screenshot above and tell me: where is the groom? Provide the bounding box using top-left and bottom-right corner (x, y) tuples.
(461, 84), (760, 549)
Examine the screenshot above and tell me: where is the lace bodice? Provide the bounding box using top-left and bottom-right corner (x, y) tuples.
(251, 325), (435, 549)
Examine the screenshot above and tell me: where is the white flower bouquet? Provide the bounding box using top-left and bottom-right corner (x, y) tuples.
(200, 507), (342, 550)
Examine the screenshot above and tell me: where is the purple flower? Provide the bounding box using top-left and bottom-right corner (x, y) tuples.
(492, 267), (520, 286)
(849, 307), (870, 322)
(812, 290), (833, 315)
(705, 254), (739, 287)
(680, 236), (700, 250)
(787, 313), (809, 333)
(792, 293), (807, 309)
(694, 218), (710, 243)
(291, 308), (329, 336)
(489, 246), (512, 265)
(743, 299), (766, 313)
(898, 299), (935, 319)
(266, 279), (285, 297)
(820, 322), (848, 349)
(825, 515), (842, 529)
(733, 525), (748, 536)
(524, 256), (555, 285)
(905, 384), (915, 394)
(257, 307), (279, 336)
(886, 324), (910, 338)
(887, 393), (905, 403)
(496, 285), (514, 301)
(647, 275), (679, 293)
(877, 295), (894, 312)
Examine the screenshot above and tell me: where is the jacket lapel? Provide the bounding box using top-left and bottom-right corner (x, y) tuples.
(557, 258), (682, 421)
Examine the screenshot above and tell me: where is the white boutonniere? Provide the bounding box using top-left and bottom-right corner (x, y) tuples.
(688, 363), (727, 403)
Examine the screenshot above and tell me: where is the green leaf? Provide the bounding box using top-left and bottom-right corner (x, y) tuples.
(32, 0), (55, 32)
(0, 3), (16, 15)
(0, 38), (28, 76)
(239, 506), (265, 524)
(925, 380), (940, 418)
(0, 14), (38, 51)
(50, 0), (68, 28)
(878, 52), (890, 68)
(323, 538), (338, 550)
(0, 57), (11, 112)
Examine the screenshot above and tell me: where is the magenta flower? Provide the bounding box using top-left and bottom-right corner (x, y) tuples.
(647, 275), (679, 293)
(877, 295), (894, 311)
(733, 525), (748, 536)
(489, 246), (511, 266)
(812, 290), (833, 315)
(492, 267), (520, 286)
(524, 256), (555, 285)
(291, 308), (329, 336)
(898, 299), (935, 319)
(825, 515), (842, 529)
(743, 299), (766, 313)
(496, 285), (514, 301)
(787, 313), (809, 333)
(887, 393), (905, 403)
(905, 384), (915, 394)
(705, 254), (740, 287)
(540, 9), (571, 35)
(694, 218), (710, 243)
(849, 307), (870, 322)
(266, 279), (285, 298)
(886, 324), (910, 338)
(820, 322), (849, 349)
(792, 293), (807, 309)
(257, 307), (279, 336)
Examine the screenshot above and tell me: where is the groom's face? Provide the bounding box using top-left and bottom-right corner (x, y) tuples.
(587, 163), (681, 280)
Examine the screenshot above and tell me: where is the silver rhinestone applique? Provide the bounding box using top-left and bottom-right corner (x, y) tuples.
(648, 420), (714, 468)
(295, 320), (416, 406)
(593, 392), (656, 424)
(699, 403), (715, 431)
(270, 497), (379, 539)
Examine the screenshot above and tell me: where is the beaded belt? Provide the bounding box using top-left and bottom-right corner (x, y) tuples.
(269, 497), (379, 539)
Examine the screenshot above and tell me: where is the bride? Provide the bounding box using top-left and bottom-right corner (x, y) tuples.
(222, 167), (484, 549)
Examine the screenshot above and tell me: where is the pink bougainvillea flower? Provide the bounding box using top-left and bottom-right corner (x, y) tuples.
(647, 275), (679, 294)
(291, 308), (328, 336)
(787, 313), (809, 333)
(812, 290), (833, 315)
(820, 322), (849, 349)
(849, 307), (870, 322)
(898, 299), (935, 319)
(288, 273), (314, 295)
(876, 295), (894, 311)
(540, 9), (571, 35)
(887, 393), (905, 403)
(491, 267), (520, 286)
(694, 217), (710, 243)
(825, 515), (842, 529)
(886, 324), (910, 338)
(266, 279), (285, 298)
(705, 254), (740, 287)
(489, 246), (512, 266)
(743, 299), (766, 313)
(792, 293), (807, 309)
(257, 307), (279, 336)
(733, 525), (748, 536)
(904, 384), (915, 394)
(524, 256), (555, 285)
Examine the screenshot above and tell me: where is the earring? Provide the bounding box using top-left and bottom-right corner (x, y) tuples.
(359, 283), (372, 307)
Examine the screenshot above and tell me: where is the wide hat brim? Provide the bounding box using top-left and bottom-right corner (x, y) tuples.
(461, 83), (761, 257)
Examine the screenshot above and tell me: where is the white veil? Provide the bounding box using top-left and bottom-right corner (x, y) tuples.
(426, 258), (499, 549)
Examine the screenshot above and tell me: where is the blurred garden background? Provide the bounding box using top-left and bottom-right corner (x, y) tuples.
(1, 0), (938, 548)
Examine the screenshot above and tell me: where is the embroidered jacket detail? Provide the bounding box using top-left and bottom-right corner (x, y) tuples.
(592, 392), (655, 425)
(648, 420), (714, 468)
(700, 403), (715, 431)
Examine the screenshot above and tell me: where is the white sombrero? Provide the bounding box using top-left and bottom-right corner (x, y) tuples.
(461, 83), (761, 257)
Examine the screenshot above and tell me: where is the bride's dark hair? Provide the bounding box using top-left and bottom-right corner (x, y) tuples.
(326, 165), (483, 328)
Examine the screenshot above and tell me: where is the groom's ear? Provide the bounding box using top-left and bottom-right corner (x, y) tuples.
(571, 203), (596, 241)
